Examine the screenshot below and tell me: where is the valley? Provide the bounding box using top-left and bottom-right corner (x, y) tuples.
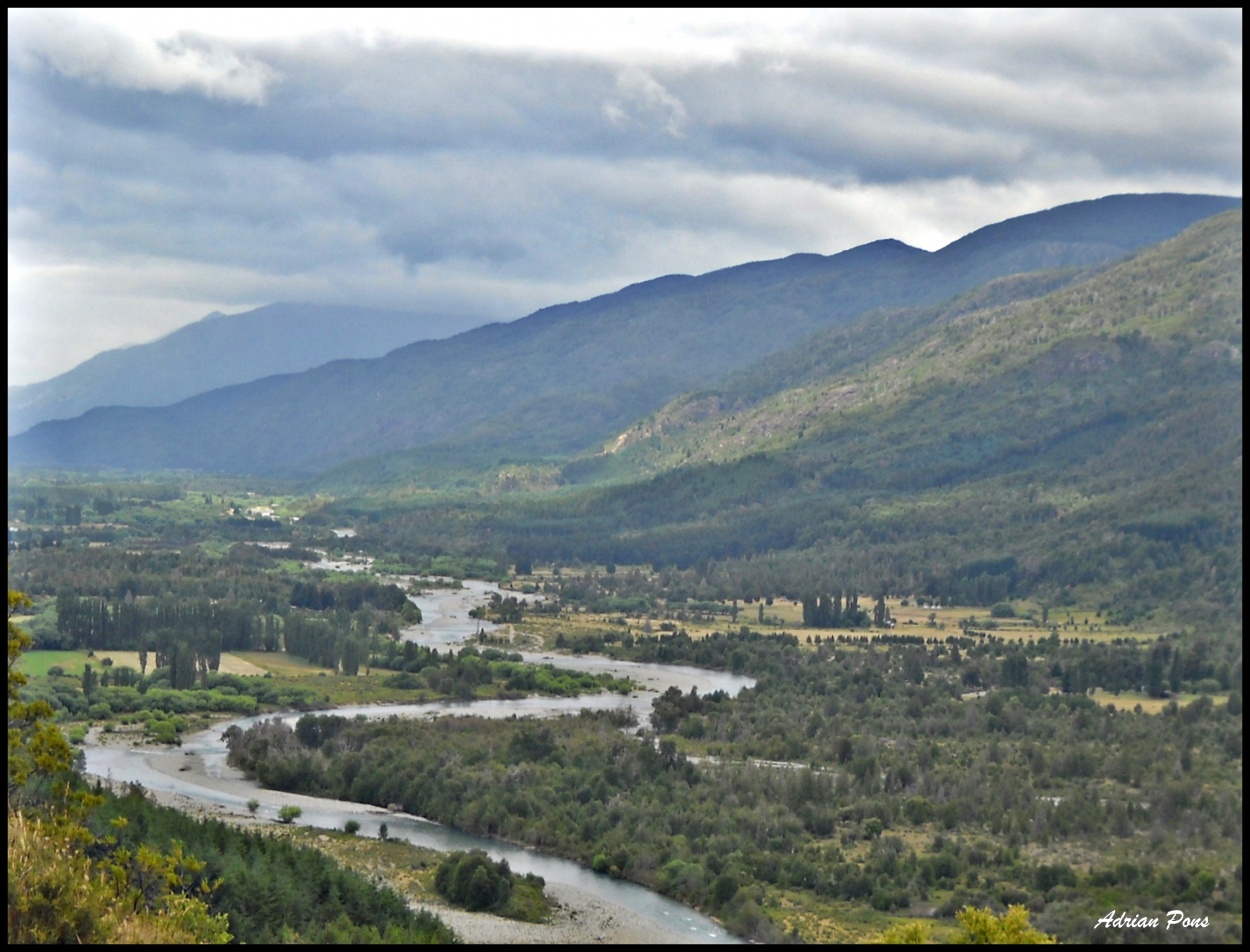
(8, 194), (1242, 944)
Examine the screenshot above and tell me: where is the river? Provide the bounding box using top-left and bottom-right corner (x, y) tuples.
(83, 579), (754, 944)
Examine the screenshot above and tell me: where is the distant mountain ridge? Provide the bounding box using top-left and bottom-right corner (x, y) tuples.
(8, 192), (1240, 477)
(7, 303), (479, 436)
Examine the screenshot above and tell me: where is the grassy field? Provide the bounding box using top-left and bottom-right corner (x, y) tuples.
(230, 651), (336, 676)
(519, 592), (1166, 648)
(15, 649), (266, 678)
(1089, 688), (1230, 713)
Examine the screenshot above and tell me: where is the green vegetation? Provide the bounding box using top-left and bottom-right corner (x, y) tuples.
(8, 589), (459, 944)
(882, 904), (1054, 944)
(8, 809), (232, 944)
(433, 850), (551, 921)
(223, 627), (1241, 943)
(87, 789), (458, 943)
(5, 522), (631, 746)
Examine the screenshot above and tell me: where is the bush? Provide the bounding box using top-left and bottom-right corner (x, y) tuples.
(990, 602), (1016, 618)
(344, 820), (360, 835)
(278, 805), (302, 824)
(433, 850), (512, 913)
(147, 721), (180, 746)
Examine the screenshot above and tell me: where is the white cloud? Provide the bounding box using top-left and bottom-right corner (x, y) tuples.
(608, 67), (690, 137)
(9, 10), (277, 103)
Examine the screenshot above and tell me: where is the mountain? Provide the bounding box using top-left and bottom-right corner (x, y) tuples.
(8, 193), (1240, 478)
(375, 209), (1240, 623)
(7, 303), (477, 436)
(598, 209), (1243, 487)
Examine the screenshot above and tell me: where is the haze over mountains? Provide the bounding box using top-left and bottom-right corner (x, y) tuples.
(8, 193), (1241, 480)
(7, 304), (479, 437)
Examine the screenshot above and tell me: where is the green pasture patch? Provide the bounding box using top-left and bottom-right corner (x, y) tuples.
(1090, 689), (1230, 714)
(15, 650), (94, 678)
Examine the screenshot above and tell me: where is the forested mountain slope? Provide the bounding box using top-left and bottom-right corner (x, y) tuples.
(9, 193), (1238, 477)
(603, 210), (1243, 479)
(8, 303), (472, 436)
(367, 210), (1241, 624)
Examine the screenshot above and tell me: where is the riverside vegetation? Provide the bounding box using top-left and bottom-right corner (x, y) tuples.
(9, 588), (461, 944)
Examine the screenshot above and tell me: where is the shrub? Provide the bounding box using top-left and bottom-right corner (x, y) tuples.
(147, 721), (180, 746)
(277, 805), (302, 824)
(433, 851), (512, 913)
(344, 820), (360, 835)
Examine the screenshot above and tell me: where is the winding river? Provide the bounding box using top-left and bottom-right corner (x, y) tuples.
(84, 579), (753, 944)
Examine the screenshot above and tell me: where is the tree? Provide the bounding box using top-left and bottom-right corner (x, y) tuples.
(9, 590), (74, 801)
(9, 590), (230, 943)
(8, 811), (231, 944)
(1145, 646), (1167, 698)
(340, 636), (362, 677)
(81, 663), (98, 698)
(952, 905), (1055, 944)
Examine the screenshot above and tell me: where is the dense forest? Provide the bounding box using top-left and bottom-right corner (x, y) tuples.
(89, 789), (460, 944)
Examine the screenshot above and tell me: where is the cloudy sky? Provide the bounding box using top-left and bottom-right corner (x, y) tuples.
(8, 9), (1242, 386)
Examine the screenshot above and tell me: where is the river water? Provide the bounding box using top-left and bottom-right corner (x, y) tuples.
(83, 579), (753, 944)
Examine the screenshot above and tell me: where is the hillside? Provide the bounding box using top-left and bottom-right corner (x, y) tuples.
(603, 210), (1243, 477)
(361, 210), (1242, 625)
(7, 303), (474, 436)
(8, 193), (1239, 477)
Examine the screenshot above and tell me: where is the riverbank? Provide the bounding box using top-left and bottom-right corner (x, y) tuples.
(76, 577), (747, 945)
(81, 724), (719, 944)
